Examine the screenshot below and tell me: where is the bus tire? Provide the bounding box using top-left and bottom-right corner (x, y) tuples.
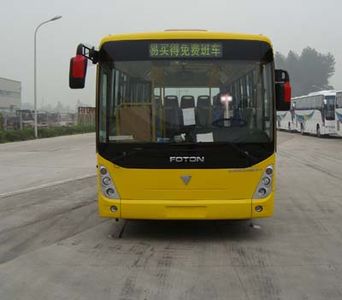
(300, 123), (304, 135)
(288, 122), (291, 131)
(316, 125), (321, 138)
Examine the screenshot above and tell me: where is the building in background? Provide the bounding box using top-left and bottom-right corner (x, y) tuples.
(0, 77), (21, 112)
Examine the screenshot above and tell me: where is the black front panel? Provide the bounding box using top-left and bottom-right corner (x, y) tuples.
(98, 142), (274, 169)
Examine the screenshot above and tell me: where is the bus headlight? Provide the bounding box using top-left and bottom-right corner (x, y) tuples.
(262, 176), (271, 186)
(258, 187), (267, 197)
(102, 176), (111, 186)
(265, 166), (273, 175)
(253, 165), (274, 199)
(99, 166), (107, 175)
(105, 187), (116, 197)
(99, 165), (120, 199)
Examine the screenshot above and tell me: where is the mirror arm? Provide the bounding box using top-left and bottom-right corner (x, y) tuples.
(76, 43), (99, 64)
(275, 69), (289, 83)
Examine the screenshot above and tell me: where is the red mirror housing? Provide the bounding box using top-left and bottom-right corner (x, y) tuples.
(69, 55), (88, 89)
(275, 69), (291, 111)
(283, 81), (291, 103)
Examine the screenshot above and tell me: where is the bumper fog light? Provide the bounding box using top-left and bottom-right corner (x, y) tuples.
(110, 205), (118, 212)
(255, 205), (263, 212)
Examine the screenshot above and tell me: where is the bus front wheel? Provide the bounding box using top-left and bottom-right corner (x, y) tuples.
(300, 124), (304, 135)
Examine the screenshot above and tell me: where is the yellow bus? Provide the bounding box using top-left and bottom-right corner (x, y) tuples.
(69, 31), (291, 220)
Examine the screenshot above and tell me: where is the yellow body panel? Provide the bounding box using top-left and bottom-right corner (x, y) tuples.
(97, 154), (276, 220)
(99, 31), (272, 48)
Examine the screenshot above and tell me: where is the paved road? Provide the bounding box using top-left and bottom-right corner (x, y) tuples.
(0, 132), (342, 300)
(0, 133), (96, 196)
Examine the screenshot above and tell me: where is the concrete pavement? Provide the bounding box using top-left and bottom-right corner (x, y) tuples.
(0, 132), (342, 300)
(0, 133), (96, 196)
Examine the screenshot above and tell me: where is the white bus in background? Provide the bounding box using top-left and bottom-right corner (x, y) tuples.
(336, 91), (342, 136)
(294, 90), (336, 137)
(277, 98), (297, 131)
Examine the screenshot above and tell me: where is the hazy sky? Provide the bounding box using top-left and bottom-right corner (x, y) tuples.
(1, 0), (341, 108)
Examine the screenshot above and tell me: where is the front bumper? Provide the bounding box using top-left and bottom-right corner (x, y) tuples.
(98, 194), (274, 220)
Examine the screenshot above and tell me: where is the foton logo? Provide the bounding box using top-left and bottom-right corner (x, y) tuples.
(169, 156), (205, 163)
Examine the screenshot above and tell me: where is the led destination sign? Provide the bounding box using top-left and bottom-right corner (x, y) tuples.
(149, 43), (223, 58)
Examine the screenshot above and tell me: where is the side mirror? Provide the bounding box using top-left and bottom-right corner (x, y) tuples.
(275, 69), (291, 111)
(69, 54), (88, 89)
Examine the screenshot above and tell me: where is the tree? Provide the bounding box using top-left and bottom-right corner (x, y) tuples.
(275, 47), (335, 96)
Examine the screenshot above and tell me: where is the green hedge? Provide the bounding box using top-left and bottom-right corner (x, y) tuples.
(0, 125), (95, 143)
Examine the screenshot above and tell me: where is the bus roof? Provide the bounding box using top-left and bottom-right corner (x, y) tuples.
(99, 31), (272, 48)
(292, 90), (336, 101)
(292, 94), (324, 101)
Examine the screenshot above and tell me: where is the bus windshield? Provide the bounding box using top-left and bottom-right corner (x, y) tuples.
(96, 40), (275, 168)
(99, 60), (273, 145)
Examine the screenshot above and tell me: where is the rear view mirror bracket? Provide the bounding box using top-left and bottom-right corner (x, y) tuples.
(76, 44), (99, 64)
(275, 69), (289, 83)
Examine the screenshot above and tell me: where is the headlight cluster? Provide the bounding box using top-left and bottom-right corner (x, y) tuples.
(99, 166), (119, 199)
(253, 165), (273, 199)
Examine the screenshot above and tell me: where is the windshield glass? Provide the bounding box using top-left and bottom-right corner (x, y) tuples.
(99, 60), (274, 144)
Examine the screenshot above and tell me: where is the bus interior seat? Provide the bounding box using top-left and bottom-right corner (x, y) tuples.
(196, 95), (211, 127)
(164, 95), (178, 108)
(180, 95), (195, 108)
(180, 95), (196, 127)
(213, 95), (221, 107)
(164, 95), (181, 136)
(212, 95), (224, 122)
(154, 96), (162, 138)
(154, 95), (162, 107)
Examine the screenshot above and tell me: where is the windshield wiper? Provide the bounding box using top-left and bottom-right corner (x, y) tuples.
(234, 144), (259, 164)
(111, 147), (144, 160)
(224, 143), (259, 165)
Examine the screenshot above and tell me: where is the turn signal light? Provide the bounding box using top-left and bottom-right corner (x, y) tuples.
(253, 165), (274, 199)
(99, 165), (119, 199)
